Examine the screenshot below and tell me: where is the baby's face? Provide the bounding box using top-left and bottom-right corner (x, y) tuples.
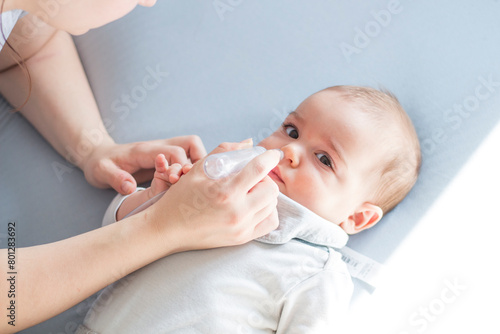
(259, 89), (385, 225)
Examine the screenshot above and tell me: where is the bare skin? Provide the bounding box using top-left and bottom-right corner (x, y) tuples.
(0, 2), (281, 331)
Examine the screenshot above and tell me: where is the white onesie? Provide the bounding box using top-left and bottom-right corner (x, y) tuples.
(78, 192), (353, 333)
(0, 9), (26, 51)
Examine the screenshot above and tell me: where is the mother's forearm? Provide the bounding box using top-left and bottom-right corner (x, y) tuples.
(0, 210), (176, 333)
(0, 20), (114, 170)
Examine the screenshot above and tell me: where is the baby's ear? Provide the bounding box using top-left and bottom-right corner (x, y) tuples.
(340, 203), (383, 234)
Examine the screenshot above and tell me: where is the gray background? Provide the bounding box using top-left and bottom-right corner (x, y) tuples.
(1, 0), (499, 332)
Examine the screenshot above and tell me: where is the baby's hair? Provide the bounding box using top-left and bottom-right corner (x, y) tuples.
(326, 85), (421, 214)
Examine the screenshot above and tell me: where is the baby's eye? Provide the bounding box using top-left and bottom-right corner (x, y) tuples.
(316, 153), (332, 168)
(283, 124), (299, 139)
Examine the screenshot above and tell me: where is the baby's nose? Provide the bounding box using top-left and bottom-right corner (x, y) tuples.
(281, 144), (300, 168)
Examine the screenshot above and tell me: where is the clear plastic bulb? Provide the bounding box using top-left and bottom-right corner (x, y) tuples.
(204, 146), (278, 179)
(123, 147), (282, 219)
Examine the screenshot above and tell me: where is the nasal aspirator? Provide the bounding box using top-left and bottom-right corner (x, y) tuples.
(124, 146), (282, 219)
(204, 146), (282, 179)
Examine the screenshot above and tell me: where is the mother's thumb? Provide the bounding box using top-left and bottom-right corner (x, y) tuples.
(100, 160), (137, 195)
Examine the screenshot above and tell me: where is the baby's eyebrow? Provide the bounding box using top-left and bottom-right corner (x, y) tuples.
(287, 110), (300, 120)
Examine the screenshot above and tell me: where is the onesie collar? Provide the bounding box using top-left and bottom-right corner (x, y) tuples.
(255, 193), (348, 249)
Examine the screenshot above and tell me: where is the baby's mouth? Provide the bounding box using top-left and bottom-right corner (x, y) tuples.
(269, 167), (284, 184)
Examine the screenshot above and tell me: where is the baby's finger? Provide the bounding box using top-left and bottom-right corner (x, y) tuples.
(182, 164), (193, 174)
(167, 163), (184, 184)
(155, 154), (169, 173)
(164, 146), (190, 166)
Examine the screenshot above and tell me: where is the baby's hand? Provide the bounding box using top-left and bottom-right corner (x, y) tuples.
(149, 154), (191, 198)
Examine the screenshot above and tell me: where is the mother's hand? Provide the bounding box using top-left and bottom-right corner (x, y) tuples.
(82, 135), (206, 195)
(147, 141), (281, 251)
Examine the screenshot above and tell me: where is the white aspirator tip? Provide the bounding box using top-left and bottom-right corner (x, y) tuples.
(204, 146), (281, 179)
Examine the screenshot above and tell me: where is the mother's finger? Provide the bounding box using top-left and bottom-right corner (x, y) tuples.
(164, 135), (208, 162)
(207, 139), (253, 156)
(246, 175), (279, 210)
(252, 208), (280, 239)
(231, 149), (282, 192)
(131, 143), (189, 167)
(90, 158), (137, 194)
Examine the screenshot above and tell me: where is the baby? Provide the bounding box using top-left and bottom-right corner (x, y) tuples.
(77, 85), (421, 333)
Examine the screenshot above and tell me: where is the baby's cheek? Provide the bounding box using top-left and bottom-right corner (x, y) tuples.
(280, 178), (303, 204)
(257, 138), (271, 149)
(295, 176), (327, 207)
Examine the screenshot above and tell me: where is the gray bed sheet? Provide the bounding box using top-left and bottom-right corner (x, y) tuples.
(1, 0), (499, 333)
